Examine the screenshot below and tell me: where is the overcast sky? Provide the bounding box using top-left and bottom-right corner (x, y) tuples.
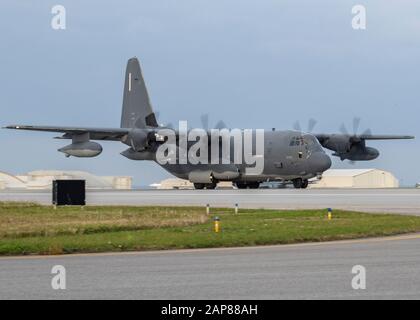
(1, 0), (419, 186)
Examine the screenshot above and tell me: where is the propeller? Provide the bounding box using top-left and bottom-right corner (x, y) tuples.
(200, 113), (228, 130)
(293, 118), (317, 133)
(339, 123), (349, 135)
(307, 118), (317, 133)
(128, 129), (149, 152)
(361, 128), (372, 136)
(338, 117), (373, 165)
(214, 120), (227, 130)
(353, 117), (361, 135)
(154, 111), (173, 129)
(200, 114), (209, 130)
(339, 117), (371, 137)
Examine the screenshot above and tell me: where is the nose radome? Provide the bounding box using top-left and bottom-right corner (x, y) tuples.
(312, 152), (332, 173)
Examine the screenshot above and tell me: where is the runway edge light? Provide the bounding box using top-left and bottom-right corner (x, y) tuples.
(327, 208), (333, 220)
(213, 216), (220, 233)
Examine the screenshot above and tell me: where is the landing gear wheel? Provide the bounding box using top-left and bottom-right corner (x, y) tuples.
(194, 183), (205, 190)
(249, 182), (260, 189)
(205, 183), (217, 190)
(235, 182), (260, 189)
(293, 178), (308, 189)
(235, 182), (247, 189)
(292, 178), (303, 189)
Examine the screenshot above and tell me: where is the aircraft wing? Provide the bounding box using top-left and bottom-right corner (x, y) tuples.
(4, 125), (129, 141)
(315, 133), (414, 143)
(351, 134), (415, 141)
(314, 133), (414, 161)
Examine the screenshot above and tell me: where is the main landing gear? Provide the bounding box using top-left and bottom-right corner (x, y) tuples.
(193, 182), (217, 190)
(292, 178), (309, 189)
(234, 182), (260, 189)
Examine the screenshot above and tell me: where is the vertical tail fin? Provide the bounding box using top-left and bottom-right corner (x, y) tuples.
(120, 57), (158, 128)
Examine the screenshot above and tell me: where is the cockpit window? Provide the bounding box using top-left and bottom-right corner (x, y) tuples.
(289, 136), (304, 146)
(303, 135), (323, 151)
(290, 135), (322, 150)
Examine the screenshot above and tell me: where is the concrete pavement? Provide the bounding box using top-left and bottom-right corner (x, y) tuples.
(1, 233), (420, 299)
(1, 188), (419, 214)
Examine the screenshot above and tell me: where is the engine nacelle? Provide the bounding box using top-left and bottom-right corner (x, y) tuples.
(321, 135), (380, 161)
(124, 129), (151, 151)
(58, 141), (103, 158)
(344, 146), (379, 161)
(323, 135), (351, 153)
(120, 148), (155, 160)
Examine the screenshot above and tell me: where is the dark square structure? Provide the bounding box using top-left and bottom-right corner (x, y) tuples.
(52, 180), (86, 206)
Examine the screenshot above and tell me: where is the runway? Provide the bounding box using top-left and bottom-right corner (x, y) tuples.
(1, 233), (420, 299)
(1, 188), (420, 214)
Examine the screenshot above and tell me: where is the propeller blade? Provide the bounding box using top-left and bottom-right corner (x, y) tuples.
(307, 118), (317, 133)
(361, 128), (372, 136)
(130, 138), (138, 152)
(293, 121), (301, 131)
(214, 120), (227, 130)
(200, 114), (209, 130)
(339, 123), (349, 135)
(352, 117), (361, 135)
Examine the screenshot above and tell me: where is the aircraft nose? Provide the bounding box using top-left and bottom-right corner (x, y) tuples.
(311, 152), (332, 173)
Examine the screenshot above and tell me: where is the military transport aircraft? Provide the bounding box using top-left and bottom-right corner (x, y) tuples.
(5, 58), (414, 189)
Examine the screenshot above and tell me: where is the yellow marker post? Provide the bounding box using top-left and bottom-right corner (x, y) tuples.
(214, 216), (220, 233)
(327, 208), (332, 220)
(206, 204), (210, 215)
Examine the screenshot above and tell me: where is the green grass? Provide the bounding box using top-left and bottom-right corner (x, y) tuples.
(1, 202), (420, 256)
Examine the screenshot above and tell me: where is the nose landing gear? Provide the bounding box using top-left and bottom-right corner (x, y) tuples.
(292, 178), (309, 189)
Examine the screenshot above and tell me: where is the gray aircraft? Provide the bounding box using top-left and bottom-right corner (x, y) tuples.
(5, 57), (414, 189)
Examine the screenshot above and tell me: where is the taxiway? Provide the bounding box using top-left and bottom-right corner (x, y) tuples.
(0, 188), (419, 214)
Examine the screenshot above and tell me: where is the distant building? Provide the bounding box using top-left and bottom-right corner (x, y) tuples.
(0, 171), (26, 189)
(310, 169), (399, 188)
(156, 178), (193, 189)
(0, 170), (132, 190)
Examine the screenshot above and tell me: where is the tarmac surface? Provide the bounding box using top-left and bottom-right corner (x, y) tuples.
(0, 188), (419, 214)
(1, 188), (420, 299)
(1, 233), (420, 299)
